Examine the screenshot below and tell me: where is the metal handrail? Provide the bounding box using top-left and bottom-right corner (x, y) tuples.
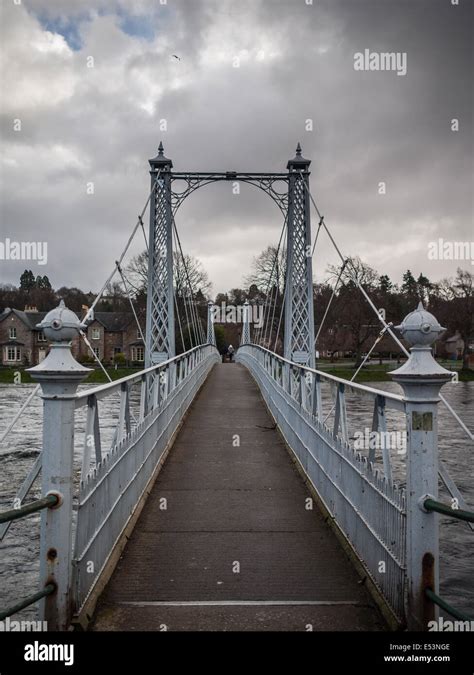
(238, 344), (406, 405)
(424, 498), (474, 523)
(425, 588), (473, 622)
(0, 583), (56, 620)
(75, 343), (216, 406)
(0, 494), (59, 525)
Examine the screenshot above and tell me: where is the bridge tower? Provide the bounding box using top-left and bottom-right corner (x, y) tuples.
(284, 144), (315, 368)
(145, 142), (175, 366)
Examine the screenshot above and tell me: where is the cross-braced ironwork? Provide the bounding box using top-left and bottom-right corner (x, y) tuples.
(171, 173), (289, 217)
(145, 142), (315, 374)
(284, 144), (315, 368)
(207, 302), (216, 346)
(145, 143), (175, 366)
(241, 300), (251, 345)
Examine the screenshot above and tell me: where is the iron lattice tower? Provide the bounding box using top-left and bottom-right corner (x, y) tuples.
(283, 144), (315, 368)
(145, 143), (175, 366)
(145, 142), (316, 368)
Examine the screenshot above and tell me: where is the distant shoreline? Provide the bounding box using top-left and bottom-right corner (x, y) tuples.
(1, 362), (472, 384)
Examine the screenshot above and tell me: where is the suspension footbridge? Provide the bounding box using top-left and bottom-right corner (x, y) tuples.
(0, 144), (472, 633)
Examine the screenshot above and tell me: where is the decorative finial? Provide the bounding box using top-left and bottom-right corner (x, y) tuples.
(395, 304), (446, 349)
(36, 300), (83, 343)
(158, 141), (164, 156)
(296, 142), (302, 157)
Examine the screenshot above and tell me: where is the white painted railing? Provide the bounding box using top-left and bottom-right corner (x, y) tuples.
(72, 344), (219, 614)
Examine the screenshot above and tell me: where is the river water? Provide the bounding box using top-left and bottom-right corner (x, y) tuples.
(0, 379), (472, 623)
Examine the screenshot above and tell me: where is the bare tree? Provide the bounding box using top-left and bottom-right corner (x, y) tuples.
(432, 269), (473, 370)
(327, 257), (381, 367)
(244, 245), (286, 296)
(126, 250), (212, 298)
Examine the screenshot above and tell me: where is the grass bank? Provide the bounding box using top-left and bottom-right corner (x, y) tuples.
(0, 367), (142, 385)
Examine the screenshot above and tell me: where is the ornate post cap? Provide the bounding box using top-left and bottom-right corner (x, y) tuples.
(287, 142), (311, 172)
(27, 300), (92, 380)
(149, 141), (173, 171)
(390, 303), (452, 382)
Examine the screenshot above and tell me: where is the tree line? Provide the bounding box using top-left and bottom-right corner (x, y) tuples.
(1, 247), (472, 369)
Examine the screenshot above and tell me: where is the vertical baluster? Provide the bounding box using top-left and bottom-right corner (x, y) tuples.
(378, 396), (391, 483)
(333, 386), (341, 439)
(139, 374), (147, 420)
(82, 395), (95, 480)
(369, 397), (379, 465)
(339, 383), (348, 441)
(153, 372), (160, 409)
(93, 397), (102, 464)
(117, 382), (131, 442)
(312, 372), (322, 420)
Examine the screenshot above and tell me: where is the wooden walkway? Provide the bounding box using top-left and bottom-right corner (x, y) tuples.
(91, 363), (385, 631)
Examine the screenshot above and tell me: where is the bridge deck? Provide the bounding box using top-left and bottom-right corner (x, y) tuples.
(91, 363), (385, 631)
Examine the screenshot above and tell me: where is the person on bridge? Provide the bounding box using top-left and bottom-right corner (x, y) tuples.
(228, 345), (235, 362)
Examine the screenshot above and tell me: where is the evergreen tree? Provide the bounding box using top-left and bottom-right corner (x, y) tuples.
(20, 269), (35, 290)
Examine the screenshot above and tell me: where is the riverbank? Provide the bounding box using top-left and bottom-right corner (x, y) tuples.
(0, 367), (142, 384)
(1, 361), (472, 384)
(316, 361), (474, 382)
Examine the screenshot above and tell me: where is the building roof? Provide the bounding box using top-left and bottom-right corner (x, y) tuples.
(91, 312), (136, 332)
(0, 308), (139, 334)
(0, 308), (48, 330)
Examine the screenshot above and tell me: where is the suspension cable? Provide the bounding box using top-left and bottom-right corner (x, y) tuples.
(174, 287), (186, 354)
(0, 385), (40, 448)
(172, 218), (205, 345)
(323, 324), (392, 424)
(314, 258), (349, 349)
(79, 330), (113, 383)
(173, 228), (195, 349)
(254, 216), (287, 346)
(116, 263), (146, 347)
(299, 172), (474, 445)
(263, 218), (288, 348)
(138, 215), (149, 252)
(83, 169), (162, 325)
(273, 263), (288, 353)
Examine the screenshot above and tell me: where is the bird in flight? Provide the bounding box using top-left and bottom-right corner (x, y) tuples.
(172, 54), (181, 61)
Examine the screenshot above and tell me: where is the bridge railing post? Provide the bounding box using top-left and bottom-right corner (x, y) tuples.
(390, 303), (452, 630)
(27, 301), (91, 630)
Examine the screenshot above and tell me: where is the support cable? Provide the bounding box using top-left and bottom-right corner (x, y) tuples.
(116, 263), (146, 348)
(314, 258), (349, 350)
(263, 218), (288, 348)
(83, 169), (162, 325)
(172, 218), (205, 345)
(299, 172), (474, 445)
(255, 216), (287, 346)
(172, 227), (196, 349)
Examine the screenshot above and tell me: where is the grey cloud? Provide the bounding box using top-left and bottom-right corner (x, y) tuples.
(0, 0), (472, 294)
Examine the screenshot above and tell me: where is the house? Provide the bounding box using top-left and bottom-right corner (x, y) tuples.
(0, 306), (145, 367)
(82, 312), (145, 365)
(0, 306), (79, 367)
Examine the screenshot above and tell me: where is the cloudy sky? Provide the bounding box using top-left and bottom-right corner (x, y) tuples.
(0, 0), (472, 296)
